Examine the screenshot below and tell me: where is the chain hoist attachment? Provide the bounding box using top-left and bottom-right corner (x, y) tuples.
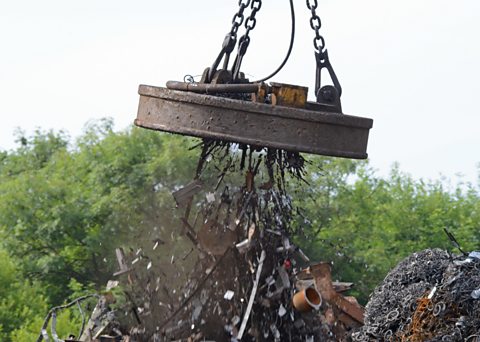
(135, 0), (373, 160)
(201, 0), (252, 84)
(203, 34), (238, 84)
(232, 0), (262, 81)
(315, 50), (342, 112)
(306, 0), (343, 112)
(232, 36), (251, 81)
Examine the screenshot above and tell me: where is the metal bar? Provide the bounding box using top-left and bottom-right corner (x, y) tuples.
(51, 311), (62, 342)
(36, 294), (99, 342)
(77, 301), (86, 339)
(238, 250), (266, 340)
(166, 81), (263, 94)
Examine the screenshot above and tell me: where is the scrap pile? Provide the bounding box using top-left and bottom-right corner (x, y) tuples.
(352, 248), (480, 342)
(71, 141), (364, 341)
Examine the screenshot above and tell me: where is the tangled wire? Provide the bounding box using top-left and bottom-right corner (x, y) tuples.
(352, 248), (480, 342)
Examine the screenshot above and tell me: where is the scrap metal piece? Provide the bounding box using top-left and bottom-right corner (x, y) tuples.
(235, 239), (250, 253)
(238, 250), (266, 340)
(113, 248), (131, 277)
(180, 218), (199, 246)
(471, 288), (480, 299)
(224, 290), (235, 301)
(37, 294), (100, 342)
(278, 304), (287, 317)
(292, 287), (322, 312)
(469, 251), (480, 259)
(295, 278), (354, 294)
(277, 265), (291, 289)
(135, 85), (373, 159)
(310, 262), (365, 325)
(51, 312), (60, 342)
(197, 219), (236, 256)
(296, 248), (311, 263)
(172, 179), (204, 207)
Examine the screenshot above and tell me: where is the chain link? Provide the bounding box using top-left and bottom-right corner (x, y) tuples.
(305, 0), (342, 102)
(232, 0), (263, 80)
(230, 0), (251, 36)
(238, 0), (262, 50)
(206, 0), (253, 82)
(306, 0), (325, 52)
(245, 0), (262, 32)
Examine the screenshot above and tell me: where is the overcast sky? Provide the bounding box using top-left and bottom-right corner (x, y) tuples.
(1, 0), (479, 185)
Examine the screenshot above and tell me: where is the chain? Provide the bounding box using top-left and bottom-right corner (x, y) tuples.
(232, 0), (263, 81)
(306, 0), (342, 105)
(206, 0), (251, 83)
(244, 0), (262, 39)
(230, 0), (251, 36)
(306, 0), (325, 53)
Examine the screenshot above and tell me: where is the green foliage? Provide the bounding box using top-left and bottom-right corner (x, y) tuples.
(0, 249), (96, 341)
(0, 249), (48, 341)
(298, 158), (480, 302)
(0, 122), (198, 305)
(0, 121), (199, 339)
(10, 307), (83, 342)
(0, 118), (479, 337)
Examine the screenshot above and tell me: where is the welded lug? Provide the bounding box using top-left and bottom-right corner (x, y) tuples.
(201, 66), (246, 85)
(211, 69), (233, 84)
(317, 85), (342, 113)
(200, 67), (210, 84)
(315, 50), (343, 113)
(305, 99), (342, 114)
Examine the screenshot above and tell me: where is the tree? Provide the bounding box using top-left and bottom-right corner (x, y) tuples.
(0, 118), (479, 333)
(0, 121), (198, 305)
(0, 249), (49, 341)
(298, 159), (480, 302)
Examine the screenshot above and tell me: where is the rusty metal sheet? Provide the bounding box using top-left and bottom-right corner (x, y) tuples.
(310, 262), (365, 325)
(135, 85), (373, 159)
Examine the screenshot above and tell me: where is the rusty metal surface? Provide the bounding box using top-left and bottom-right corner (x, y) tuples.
(310, 262), (365, 325)
(270, 82), (308, 108)
(135, 85), (373, 159)
(166, 80), (260, 94)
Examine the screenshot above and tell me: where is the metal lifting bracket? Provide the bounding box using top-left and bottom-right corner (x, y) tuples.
(315, 49), (342, 113)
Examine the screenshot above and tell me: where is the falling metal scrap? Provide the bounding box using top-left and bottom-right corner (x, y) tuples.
(237, 250), (266, 340)
(113, 248), (131, 277)
(310, 262), (365, 325)
(78, 140), (368, 341)
(172, 179), (204, 207)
